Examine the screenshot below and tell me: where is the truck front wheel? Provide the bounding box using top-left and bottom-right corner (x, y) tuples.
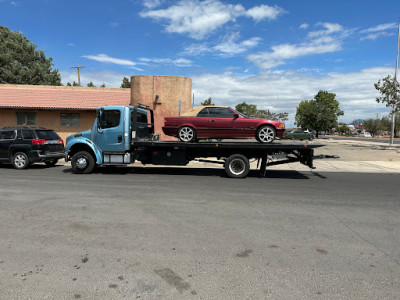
(71, 151), (95, 174)
(224, 154), (250, 178)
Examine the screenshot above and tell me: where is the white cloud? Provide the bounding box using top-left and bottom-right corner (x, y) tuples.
(360, 31), (394, 41)
(360, 22), (397, 41)
(108, 22), (120, 28)
(191, 67), (393, 126)
(143, 0), (162, 9)
(245, 4), (285, 22)
(183, 32), (261, 57)
(66, 42), (75, 47)
(140, 0), (285, 39)
(138, 57), (192, 67)
(248, 23), (348, 69)
(299, 23), (309, 29)
(213, 32), (261, 56)
(360, 23), (397, 34)
(82, 54), (143, 70)
(60, 70), (133, 88)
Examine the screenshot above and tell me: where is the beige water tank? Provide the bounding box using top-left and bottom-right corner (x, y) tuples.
(131, 75), (192, 140)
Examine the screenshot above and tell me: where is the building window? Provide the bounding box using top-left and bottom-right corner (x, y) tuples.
(16, 112), (36, 125)
(61, 113), (80, 127)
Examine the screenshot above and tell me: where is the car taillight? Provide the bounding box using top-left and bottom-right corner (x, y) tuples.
(59, 139), (64, 145)
(164, 119), (167, 125)
(32, 139), (46, 145)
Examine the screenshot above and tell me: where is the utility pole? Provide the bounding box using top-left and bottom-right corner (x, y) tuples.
(70, 66), (85, 86)
(390, 17), (400, 145)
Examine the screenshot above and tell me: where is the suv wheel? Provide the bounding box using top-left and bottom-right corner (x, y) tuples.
(71, 151), (95, 174)
(45, 159), (58, 167)
(12, 152), (29, 169)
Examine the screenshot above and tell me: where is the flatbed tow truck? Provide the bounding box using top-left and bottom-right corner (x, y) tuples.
(65, 104), (324, 178)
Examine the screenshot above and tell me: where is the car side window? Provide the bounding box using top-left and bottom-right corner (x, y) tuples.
(22, 130), (35, 140)
(100, 110), (121, 129)
(0, 130), (16, 140)
(208, 107), (235, 118)
(196, 108), (209, 117)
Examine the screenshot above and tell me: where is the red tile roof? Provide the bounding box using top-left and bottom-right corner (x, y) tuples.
(0, 84), (130, 110)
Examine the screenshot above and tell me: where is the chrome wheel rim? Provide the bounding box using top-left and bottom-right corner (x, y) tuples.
(179, 127), (194, 142)
(76, 157), (88, 169)
(15, 154), (26, 168)
(258, 127), (275, 142)
(229, 159), (245, 176)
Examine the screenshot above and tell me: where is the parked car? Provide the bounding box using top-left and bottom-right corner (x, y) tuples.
(162, 106), (285, 143)
(284, 129), (314, 141)
(359, 132), (372, 138)
(0, 127), (64, 169)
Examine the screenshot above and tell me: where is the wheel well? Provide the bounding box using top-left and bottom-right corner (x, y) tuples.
(69, 144), (96, 161)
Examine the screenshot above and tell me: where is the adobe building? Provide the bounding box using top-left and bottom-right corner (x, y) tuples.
(131, 75), (192, 140)
(0, 75), (192, 141)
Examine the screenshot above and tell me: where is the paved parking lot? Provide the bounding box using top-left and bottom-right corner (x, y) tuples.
(0, 162), (399, 299)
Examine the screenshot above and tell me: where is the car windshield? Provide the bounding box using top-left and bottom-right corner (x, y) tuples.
(35, 130), (61, 140)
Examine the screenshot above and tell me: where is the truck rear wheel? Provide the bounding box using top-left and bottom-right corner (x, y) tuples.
(71, 151), (95, 174)
(224, 154), (250, 178)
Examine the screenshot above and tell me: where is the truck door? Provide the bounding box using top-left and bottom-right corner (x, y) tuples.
(95, 109), (125, 152)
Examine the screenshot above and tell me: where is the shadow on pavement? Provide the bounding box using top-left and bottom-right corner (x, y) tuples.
(62, 166), (319, 179)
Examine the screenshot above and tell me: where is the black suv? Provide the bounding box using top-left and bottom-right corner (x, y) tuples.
(0, 127), (64, 169)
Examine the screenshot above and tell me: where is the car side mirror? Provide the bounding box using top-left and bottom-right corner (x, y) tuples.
(233, 113), (239, 119)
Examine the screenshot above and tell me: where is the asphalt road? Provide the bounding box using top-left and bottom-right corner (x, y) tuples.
(0, 164), (399, 299)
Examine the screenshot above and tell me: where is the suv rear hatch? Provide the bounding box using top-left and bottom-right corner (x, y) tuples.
(34, 130), (64, 153)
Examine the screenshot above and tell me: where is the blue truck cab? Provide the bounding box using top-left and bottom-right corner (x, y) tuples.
(65, 104), (155, 173)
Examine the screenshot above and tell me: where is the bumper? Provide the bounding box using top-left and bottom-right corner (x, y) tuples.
(28, 150), (65, 163)
(162, 126), (177, 136)
(276, 128), (285, 138)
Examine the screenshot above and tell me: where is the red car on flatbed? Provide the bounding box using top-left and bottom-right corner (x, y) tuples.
(162, 106), (285, 143)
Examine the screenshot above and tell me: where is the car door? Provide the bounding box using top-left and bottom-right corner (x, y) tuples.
(94, 109), (125, 152)
(207, 107), (238, 137)
(193, 107), (214, 138)
(0, 130), (16, 160)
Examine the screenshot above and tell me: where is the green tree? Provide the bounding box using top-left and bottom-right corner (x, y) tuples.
(87, 82), (96, 87)
(375, 75), (400, 143)
(201, 97), (214, 106)
(72, 81), (80, 87)
(100, 83), (106, 88)
(66, 82), (72, 86)
(120, 77), (131, 88)
(295, 90), (344, 138)
(235, 102), (257, 116)
(363, 118), (381, 137)
(0, 26), (61, 85)
(337, 123), (349, 135)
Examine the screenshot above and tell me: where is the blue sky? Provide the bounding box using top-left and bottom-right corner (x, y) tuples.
(1, 0), (399, 126)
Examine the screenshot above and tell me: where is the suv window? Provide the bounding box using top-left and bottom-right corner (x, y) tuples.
(207, 107), (235, 118)
(0, 130), (16, 140)
(100, 110), (121, 129)
(22, 130), (35, 140)
(35, 130), (61, 140)
(197, 108), (209, 117)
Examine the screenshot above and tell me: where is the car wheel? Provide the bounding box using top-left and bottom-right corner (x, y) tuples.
(178, 126), (196, 143)
(224, 154), (250, 178)
(71, 151), (95, 174)
(256, 125), (276, 143)
(45, 159), (58, 167)
(12, 152), (29, 169)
